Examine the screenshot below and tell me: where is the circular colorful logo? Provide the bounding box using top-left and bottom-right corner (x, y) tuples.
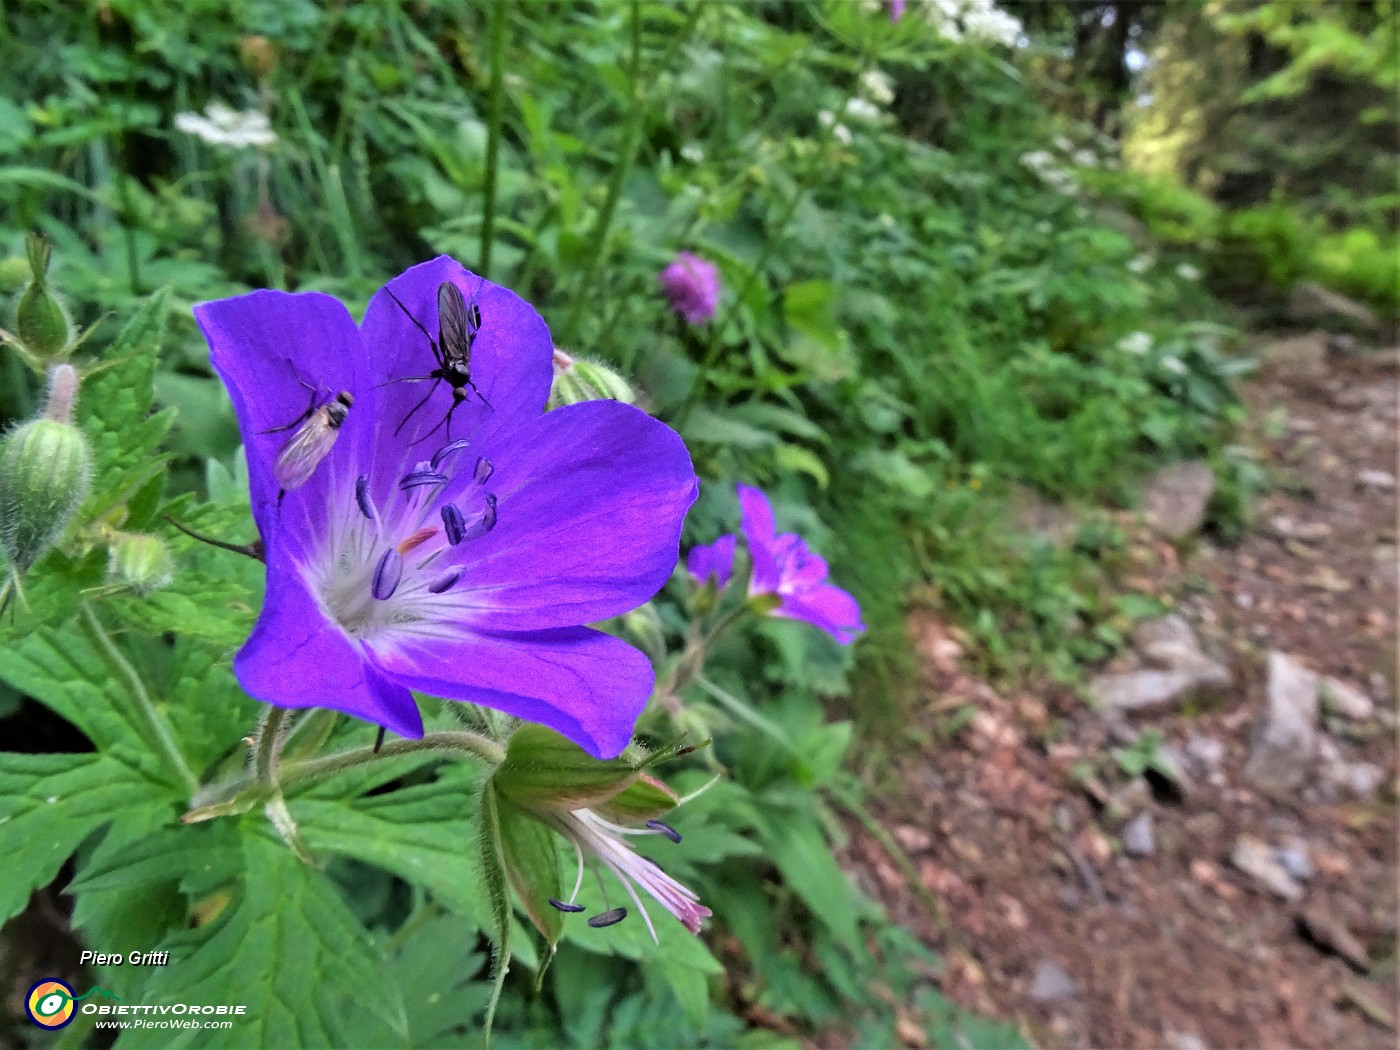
(26, 979), (76, 1029)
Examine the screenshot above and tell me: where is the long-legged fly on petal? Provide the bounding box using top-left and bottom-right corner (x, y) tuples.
(381, 281), (491, 445)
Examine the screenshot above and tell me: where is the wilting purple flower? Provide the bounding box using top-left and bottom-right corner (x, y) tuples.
(195, 257), (697, 758)
(658, 252), (721, 325)
(685, 534), (735, 590)
(886, 0), (906, 21)
(547, 807), (711, 940)
(738, 485), (864, 644)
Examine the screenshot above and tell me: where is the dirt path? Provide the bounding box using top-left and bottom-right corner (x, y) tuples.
(843, 337), (1397, 1048)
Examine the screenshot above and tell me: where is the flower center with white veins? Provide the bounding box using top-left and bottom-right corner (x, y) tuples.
(307, 438), (498, 644)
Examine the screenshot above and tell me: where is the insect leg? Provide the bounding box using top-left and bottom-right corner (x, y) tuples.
(394, 376), (443, 437)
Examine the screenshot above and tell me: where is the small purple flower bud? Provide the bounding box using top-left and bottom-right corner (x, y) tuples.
(440, 503), (465, 545)
(658, 252), (721, 325)
(645, 819), (682, 843)
(427, 568), (462, 594)
(473, 456), (494, 485)
(372, 549), (402, 600)
(430, 438), (471, 470)
(354, 474), (373, 519)
(885, 0), (905, 21)
(461, 493), (497, 540)
(587, 908), (628, 928)
(399, 469), (449, 490)
(548, 898), (586, 913)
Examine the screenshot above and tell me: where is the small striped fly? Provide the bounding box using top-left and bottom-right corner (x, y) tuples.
(260, 381), (352, 503)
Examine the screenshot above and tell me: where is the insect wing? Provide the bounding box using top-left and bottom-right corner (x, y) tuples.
(274, 408), (341, 492)
(436, 282), (473, 366)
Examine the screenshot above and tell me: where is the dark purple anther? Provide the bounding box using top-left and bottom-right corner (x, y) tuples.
(586, 908), (627, 928)
(355, 474), (373, 519)
(430, 437), (471, 470)
(399, 469), (449, 490)
(645, 820), (682, 843)
(372, 549), (403, 600)
(461, 494), (497, 541)
(427, 568), (463, 594)
(548, 898), (586, 913)
(440, 503), (465, 545)
(473, 456), (494, 484)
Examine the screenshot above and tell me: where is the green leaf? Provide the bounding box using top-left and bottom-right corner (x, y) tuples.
(681, 406), (778, 449)
(121, 831), (407, 1049)
(78, 286), (176, 526)
(497, 799), (563, 946)
(0, 752), (168, 923)
(774, 442), (830, 489)
(759, 813), (861, 951)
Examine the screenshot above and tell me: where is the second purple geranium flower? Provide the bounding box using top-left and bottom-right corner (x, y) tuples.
(196, 257), (698, 759)
(687, 485), (864, 645)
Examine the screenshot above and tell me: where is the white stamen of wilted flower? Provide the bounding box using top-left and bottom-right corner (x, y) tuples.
(1119, 331), (1152, 355)
(174, 103), (276, 149)
(548, 807), (711, 942)
(860, 69), (896, 106)
(1177, 263), (1202, 281)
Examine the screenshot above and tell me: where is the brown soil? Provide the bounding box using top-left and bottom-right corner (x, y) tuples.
(843, 340), (1398, 1048)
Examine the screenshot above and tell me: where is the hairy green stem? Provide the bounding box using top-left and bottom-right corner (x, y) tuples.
(559, 0), (645, 344)
(252, 707), (290, 787)
(480, 0), (509, 276)
(279, 730), (506, 789)
(79, 602), (197, 794)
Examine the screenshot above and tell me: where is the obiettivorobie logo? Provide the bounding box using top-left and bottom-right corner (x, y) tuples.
(25, 979), (121, 1029)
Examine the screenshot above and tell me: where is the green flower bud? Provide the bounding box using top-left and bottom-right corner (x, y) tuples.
(107, 532), (174, 595)
(493, 724), (642, 812)
(0, 255), (30, 294)
(0, 365), (91, 573)
(547, 348), (636, 409)
(16, 234), (72, 362)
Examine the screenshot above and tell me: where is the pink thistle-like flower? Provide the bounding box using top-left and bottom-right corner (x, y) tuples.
(658, 252), (721, 325)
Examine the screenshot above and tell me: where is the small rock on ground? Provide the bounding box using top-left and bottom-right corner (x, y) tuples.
(1143, 461), (1217, 538)
(1090, 665), (1231, 715)
(1245, 652), (1319, 795)
(1287, 281), (1380, 333)
(1296, 905), (1371, 971)
(1231, 836), (1304, 901)
(1122, 811), (1155, 856)
(1028, 959), (1079, 1003)
(1357, 468), (1397, 491)
(1320, 677), (1375, 721)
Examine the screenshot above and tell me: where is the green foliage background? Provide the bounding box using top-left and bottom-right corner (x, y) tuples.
(0, 0), (1337, 1046)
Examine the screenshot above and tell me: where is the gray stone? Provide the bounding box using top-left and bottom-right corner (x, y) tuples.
(1260, 331), (1329, 382)
(1133, 615), (1212, 670)
(1163, 1032), (1209, 1050)
(1231, 836), (1304, 901)
(1320, 677), (1375, 721)
(1184, 735), (1226, 772)
(1090, 665), (1231, 715)
(1357, 468), (1397, 491)
(1321, 759), (1386, 800)
(1122, 811), (1155, 856)
(1028, 959), (1078, 1003)
(1274, 842), (1312, 882)
(1288, 281), (1380, 332)
(1269, 515), (1334, 543)
(1143, 461), (1217, 538)
(1245, 652), (1319, 795)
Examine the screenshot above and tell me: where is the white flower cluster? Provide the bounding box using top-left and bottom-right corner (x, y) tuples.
(1119, 331), (1152, 355)
(174, 104), (276, 149)
(860, 69), (896, 106)
(819, 110), (854, 146)
(926, 0), (1023, 48)
(1018, 150), (1076, 194)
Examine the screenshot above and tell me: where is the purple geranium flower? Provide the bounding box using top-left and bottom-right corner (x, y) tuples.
(737, 485), (864, 644)
(685, 534), (735, 590)
(658, 252), (721, 325)
(195, 257), (698, 758)
(886, 0), (906, 21)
